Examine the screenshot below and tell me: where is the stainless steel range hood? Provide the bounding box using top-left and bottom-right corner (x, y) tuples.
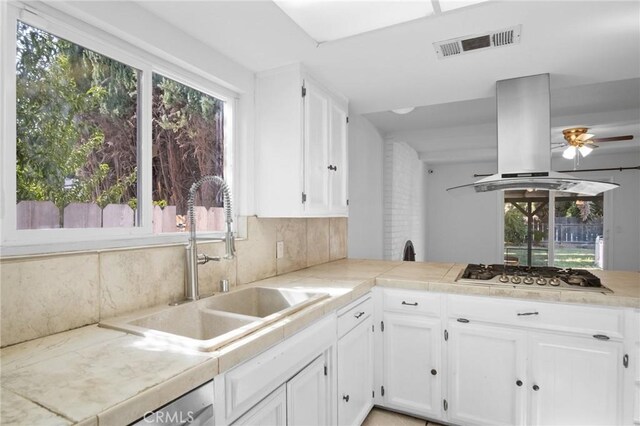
(447, 74), (619, 196)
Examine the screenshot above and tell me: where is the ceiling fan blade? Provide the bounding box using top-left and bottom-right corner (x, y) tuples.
(591, 135), (634, 143)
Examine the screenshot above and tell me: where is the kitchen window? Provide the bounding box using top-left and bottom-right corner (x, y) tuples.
(503, 191), (605, 269)
(0, 4), (236, 254)
(15, 21), (141, 231)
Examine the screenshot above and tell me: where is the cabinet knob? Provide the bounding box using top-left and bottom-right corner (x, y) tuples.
(354, 311), (365, 319)
(342, 394), (350, 402)
(431, 369), (437, 376)
(533, 384), (540, 391)
(327, 165), (337, 171)
(516, 380), (523, 387)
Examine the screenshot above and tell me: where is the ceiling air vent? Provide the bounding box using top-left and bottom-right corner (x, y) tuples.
(433, 25), (522, 59)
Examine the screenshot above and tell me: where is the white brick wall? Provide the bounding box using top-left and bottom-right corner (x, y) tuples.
(383, 140), (425, 261)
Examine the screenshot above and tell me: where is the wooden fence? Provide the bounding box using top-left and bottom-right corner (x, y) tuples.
(17, 201), (224, 232)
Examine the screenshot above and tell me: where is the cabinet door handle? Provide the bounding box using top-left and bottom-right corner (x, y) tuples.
(532, 384), (540, 391)
(327, 165), (337, 171)
(342, 394), (350, 402)
(401, 301), (418, 306)
(593, 334), (610, 340)
(516, 380), (523, 387)
(431, 369), (437, 376)
(354, 311), (365, 319)
(517, 312), (539, 316)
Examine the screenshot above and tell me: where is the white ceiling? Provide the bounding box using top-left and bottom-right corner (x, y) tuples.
(136, 0), (640, 162)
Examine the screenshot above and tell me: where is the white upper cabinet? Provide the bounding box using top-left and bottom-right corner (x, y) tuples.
(256, 64), (348, 217)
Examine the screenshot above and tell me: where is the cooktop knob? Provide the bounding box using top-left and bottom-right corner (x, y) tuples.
(536, 278), (547, 286)
(523, 277), (534, 285)
(499, 274), (510, 283)
(549, 277), (561, 286)
(511, 276), (522, 284)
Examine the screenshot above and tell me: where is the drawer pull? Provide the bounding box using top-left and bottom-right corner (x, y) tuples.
(533, 384), (540, 391)
(402, 301), (418, 306)
(354, 311), (365, 319)
(593, 334), (610, 340)
(431, 369), (437, 376)
(516, 380), (523, 387)
(517, 311), (539, 316)
(456, 318), (470, 323)
(623, 354), (629, 368)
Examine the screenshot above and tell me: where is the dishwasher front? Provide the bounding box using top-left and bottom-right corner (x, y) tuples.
(131, 380), (214, 426)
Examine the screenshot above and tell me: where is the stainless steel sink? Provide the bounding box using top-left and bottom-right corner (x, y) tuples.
(99, 287), (329, 351)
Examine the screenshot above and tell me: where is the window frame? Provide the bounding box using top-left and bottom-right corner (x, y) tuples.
(1, 2), (238, 256)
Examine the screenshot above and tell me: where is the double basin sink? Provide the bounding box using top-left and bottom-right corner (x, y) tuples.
(100, 287), (329, 352)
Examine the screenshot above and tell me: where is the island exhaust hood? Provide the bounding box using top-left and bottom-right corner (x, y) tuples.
(447, 74), (619, 196)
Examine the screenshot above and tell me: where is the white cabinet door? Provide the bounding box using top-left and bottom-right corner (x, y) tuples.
(447, 321), (527, 426)
(233, 385), (286, 426)
(328, 100), (348, 214)
(383, 312), (442, 418)
(529, 333), (623, 426)
(303, 78), (330, 215)
(287, 355), (329, 426)
(337, 316), (373, 426)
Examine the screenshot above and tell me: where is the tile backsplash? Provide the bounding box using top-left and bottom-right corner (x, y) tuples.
(0, 216), (347, 347)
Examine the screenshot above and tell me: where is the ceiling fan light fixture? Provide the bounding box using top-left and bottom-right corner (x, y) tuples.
(563, 146), (577, 159)
(578, 145), (593, 157)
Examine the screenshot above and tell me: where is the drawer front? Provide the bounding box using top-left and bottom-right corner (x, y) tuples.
(448, 294), (624, 338)
(383, 288), (441, 317)
(338, 296), (373, 338)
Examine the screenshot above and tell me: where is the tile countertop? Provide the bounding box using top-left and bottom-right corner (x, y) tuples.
(1, 259), (638, 425)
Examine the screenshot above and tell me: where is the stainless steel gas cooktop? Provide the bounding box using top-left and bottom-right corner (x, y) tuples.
(456, 264), (613, 293)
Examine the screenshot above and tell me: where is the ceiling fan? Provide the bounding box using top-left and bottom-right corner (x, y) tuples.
(553, 127), (634, 160)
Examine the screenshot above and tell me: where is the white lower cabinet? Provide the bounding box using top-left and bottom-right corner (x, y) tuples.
(337, 296), (374, 426)
(445, 295), (628, 426)
(216, 289), (634, 426)
(337, 316), (373, 426)
(447, 321), (526, 426)
(217, 315), (336, 426)
(529, 333), (623, 426)
(287, 355), (329, 426)
(378, 289), (443, 419)
(233, 385), (287, 426)
(383, 312), (442, 418)
(374, 290), (633, 426)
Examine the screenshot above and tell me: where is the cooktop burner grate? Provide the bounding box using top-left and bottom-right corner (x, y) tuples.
(456, 264), (612, 293)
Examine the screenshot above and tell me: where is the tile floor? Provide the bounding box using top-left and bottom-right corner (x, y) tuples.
(362, 407), (444, 426)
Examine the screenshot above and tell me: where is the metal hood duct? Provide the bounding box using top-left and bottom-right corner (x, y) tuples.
(447, 74), (619, 196)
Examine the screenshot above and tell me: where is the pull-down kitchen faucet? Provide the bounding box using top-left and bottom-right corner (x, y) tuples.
(185, 175), (235, 301)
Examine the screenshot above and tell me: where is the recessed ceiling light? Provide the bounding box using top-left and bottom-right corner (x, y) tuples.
(392, 107), (415, 115)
